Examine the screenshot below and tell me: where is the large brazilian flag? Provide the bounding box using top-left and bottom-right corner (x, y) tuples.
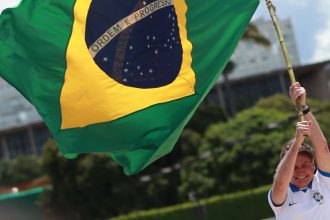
(0, 0), (259, 174)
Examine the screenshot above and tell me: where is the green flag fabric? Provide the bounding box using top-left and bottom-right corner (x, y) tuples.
(0, 0), (259, 174)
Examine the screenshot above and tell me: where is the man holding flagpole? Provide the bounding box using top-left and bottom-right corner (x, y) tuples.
(268, 82), (330, 219)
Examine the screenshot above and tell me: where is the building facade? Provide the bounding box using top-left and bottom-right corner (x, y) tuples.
(0, 78), (51, 159)
(209, 61), (330, 112)
(223, 17), (300, 81)
(214, 17), (302, 114)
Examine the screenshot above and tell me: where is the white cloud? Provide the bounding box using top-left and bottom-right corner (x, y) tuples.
(0, 0), (21, 13)
(311, 1), (330, 62)
(284, 0), (308, 7)
(312, 21), (330, 62)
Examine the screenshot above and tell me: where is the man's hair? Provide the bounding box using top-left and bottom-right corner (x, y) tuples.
(280, 139), (315, 161)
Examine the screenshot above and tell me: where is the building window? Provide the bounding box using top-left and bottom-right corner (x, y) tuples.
(6, 130), (31, 159)
(0, 136), (5, 159)
(33, 126), (52, 155)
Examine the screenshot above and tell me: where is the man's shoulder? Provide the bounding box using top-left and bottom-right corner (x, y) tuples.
(268, 188), (291, 209)
(315, 170), (330, 187)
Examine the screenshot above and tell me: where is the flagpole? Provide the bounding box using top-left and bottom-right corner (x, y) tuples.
(265, 0), (304, 121)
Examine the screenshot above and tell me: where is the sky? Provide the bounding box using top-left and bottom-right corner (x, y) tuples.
(253, 0), (330, 64)
(1, 0), (330, 65)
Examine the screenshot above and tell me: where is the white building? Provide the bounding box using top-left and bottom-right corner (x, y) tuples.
(0, 78), (50, 159)
(226, 17), (300, 80)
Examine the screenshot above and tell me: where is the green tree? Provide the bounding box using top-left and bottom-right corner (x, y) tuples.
(256, 94), (295, 113)
(0, 160), (12, 186)
(256, 94), (330, 141)
(40, 141), (136, 220)
(178, 155), (216, 201)
(40, 141), (182, 220)
(187, 104), (228, 134)
(10, 156), (43, 184)
(201, 107), (291, 193)
(0, 156), (43, 186)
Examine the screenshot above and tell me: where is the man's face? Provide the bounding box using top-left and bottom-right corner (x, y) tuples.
(291, 153), (315, 188)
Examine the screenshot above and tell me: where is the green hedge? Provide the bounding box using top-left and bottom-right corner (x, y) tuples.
(111, 185), (274, 220)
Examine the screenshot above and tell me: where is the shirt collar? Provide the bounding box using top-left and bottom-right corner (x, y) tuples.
(290, 181), (313, 193)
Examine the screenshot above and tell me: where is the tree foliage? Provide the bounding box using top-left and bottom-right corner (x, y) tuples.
(0, 156), (42, 186)
(182, 107), (292, 195)
(186, 103), (227, 134)
(39, 141), (139, 220)
(39, 141), (182, 220)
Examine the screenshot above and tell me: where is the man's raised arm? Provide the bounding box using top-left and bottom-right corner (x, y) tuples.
(290, 82), (330, 173)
